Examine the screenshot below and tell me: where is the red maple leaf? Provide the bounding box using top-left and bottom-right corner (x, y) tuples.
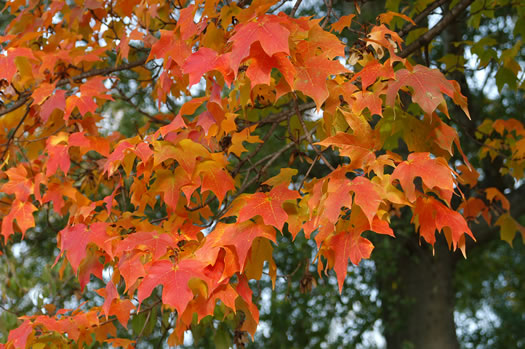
(182, 47), (233, 87)
(386, 65), (468, 116)
(118, 252), (146, 291)
(294, 54), (349, 109)
(197, 160), (235, 204)
(245, 42), (296, 88)
(349, 176), (382, 227)
(211, 220), (276, 271)
(58, 224), (92, 273)
(237, 184), (300, 229)
(137, 259), (209, 315)
(101, 281), (118, 319)
(115, 231), (174, 260)
(332, 229), (373, 291)
(7, 320), (32, 349)
(413, 196), (475, 250)
(326, 208), (393, 292)
(1, 200), (37, 242)
(391, 152), (455, 203)
(229, 16), (290, 73)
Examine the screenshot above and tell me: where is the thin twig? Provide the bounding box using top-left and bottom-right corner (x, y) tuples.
(232, 121), (279, 177)
(0, 57), (148, 118)
(400, 0), (474, 58)
(0, 106), (30, 162)
(321, 0), (334, 28)
(115, 86), (168, 124)
(290, 0), (303, 16)
(213, 129), (317, 222)
(292, 96), (336, 171)
(398, 0), (450, 37)
(299, 154), (319, 191)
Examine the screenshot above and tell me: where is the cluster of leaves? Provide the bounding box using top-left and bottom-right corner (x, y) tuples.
(0, 0), (523, 347)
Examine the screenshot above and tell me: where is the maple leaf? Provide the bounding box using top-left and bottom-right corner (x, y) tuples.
(182, 48), (233, 87)
(324, 207), (393, 292)
(305, 169), (351, 227)
(103, 141), (134, 177)
(330, 229), (374, 292)
(228, 15), (290, 73)
(391, 152), (455, 204)
(211, 220), (276, 271)
(177, 4), (199, 40)
(1, 164), (36, 201)
(77, 249), (104, 291)
(105, 338), (136, 348)
(115, 231), (174, 260)
(39, 89), (66, 122)
(245, 42), (296, 88)
(69, 132), (110, 157)
(42, 182), (66, 214)
(485, 187), (510, 211)
(118, 253), (146, 291)
(366, 24), (403, 58)
(137, 259), (209, 315)
(331, 14), (355, 33)
(151, 168), (191, 210)
(316, 132), (376, 169)
(101, 281), (118, 319)
(351, 60), (395, 90)
(378, 11), (416, 25)
(386, 65), (468, 116)
(134, 142), (154, 164)
(32, 82), (56, 105)
(352, 91), (383, 116)
(109, 299), (135, 328)
(237, 184), (300, 229)
(148, 30), (191, 65)
(46, 144), (70, 177)
(1, 200), (37, 242)
(294, 55), (349, 109)
(306, 22), (346, 59)
(153, 139), (210, 175)
(196, 160), (235, 203)
(63, 77), (113, 120)
(0, 54), (16, 82)
(495, 213), (525, 246)
(413, 196), (475, 251)
(349, 176), (382, 227)
(58, 224), (92, 273)
(229, 125), (263, 156)
(7, 320), (32, 349)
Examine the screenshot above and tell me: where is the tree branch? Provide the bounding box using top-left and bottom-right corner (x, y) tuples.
(398, 0), (450, 38)
(0, 57), (148, 118)
(290, 0), (303, 17)
(0, 106), (30, 162)
(399, 0), (473, 58)
(293, 96), (336, 171)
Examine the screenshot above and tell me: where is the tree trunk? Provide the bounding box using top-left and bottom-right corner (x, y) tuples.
(375, 234), (460, 349)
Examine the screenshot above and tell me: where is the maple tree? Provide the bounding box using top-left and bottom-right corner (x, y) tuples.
(0, 0), (524, 348)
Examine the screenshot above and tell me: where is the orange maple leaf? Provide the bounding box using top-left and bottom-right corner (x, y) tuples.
(237, 184), (300, 229)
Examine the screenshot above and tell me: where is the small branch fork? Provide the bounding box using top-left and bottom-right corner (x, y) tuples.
(0, 106), (30, 163)
(398, 0), (450, 38)
(292, 96), (336, 171)
(400, 0), (474, 58)
(0, 57), (148, 118)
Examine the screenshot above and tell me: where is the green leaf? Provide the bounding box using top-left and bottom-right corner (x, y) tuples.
(213, 326), (231, 349)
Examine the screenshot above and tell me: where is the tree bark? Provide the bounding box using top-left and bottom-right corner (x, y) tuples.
(375, 233), (460, 349)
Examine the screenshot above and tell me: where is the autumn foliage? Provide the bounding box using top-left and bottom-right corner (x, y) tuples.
(0, 0), (523, 347)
